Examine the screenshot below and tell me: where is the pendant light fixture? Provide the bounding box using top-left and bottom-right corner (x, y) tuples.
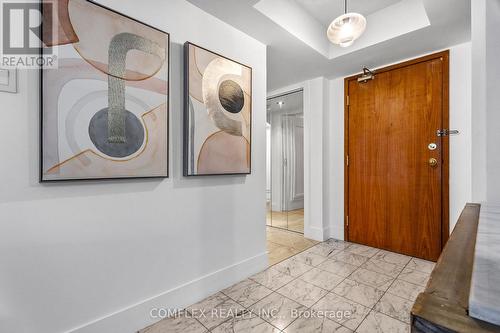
(327, 0), (367, 47)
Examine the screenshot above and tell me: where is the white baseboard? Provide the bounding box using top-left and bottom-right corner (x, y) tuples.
(304, 225), (329, 241)
(306, 225), (347, 242)
(65, 252), (268, 333)
(326, 221), (345, 241)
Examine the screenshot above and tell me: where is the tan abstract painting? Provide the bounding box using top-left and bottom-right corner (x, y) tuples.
(184, 43), (252, 176)
(41, 0), (169, 181)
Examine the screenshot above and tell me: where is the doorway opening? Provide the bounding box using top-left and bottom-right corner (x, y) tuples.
(267, 90), (304, 233)
(266, 90), (317, 265)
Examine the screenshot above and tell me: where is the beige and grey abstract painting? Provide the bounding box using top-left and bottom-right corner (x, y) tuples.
(41, 0), (169, 181)
(184, 43), (252, 176)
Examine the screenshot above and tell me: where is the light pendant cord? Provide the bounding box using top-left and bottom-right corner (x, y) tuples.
(344, 0), (347, 14)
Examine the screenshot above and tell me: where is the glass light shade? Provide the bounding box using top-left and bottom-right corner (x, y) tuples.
(327, 13), (367, 47)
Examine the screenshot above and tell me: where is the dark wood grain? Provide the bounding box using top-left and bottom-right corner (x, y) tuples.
(347, 77), (388, 250)
(411, 203), (500, 333)
(345, 51), (449, 261)
(426, 203), (478, 307)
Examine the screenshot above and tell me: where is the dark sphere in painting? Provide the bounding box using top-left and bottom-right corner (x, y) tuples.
(89, 108), (145, 158)
(218, 80), (244, 114)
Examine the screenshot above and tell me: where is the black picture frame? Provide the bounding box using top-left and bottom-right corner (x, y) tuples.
(39, 0), (170, 183)
(183, 42), (253, 177)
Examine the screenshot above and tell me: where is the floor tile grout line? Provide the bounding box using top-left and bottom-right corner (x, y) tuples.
(300, 248), (378, 333)
(353, 274), (404, 329)
(222, 263), (320, 331)
(331, 277), (388, 307)
(267, 247), (306, 266)
(263, 240), (358, 332)
(152, 240), (423, 332)
(362, 255), (410, 277)
(384, 277), (428, 302)
(276, 245), (427, 330)
(185, 307), (211, 332)
(326, 248), (409, 332)
(195, 316), (210, 332)
(202, 242), (417, 332)
(208, 291), (281, 332)
(267, 238), (316, 254)
(377, 258), (411, 300)
(224, 282), (314, 332)
(366, 255), (417, 328)
(230, 247), (416, 331)
(266, 227), (318, 245)
(278, 242), (411, 330)
(221, 240), (429, 331)
(328, 249), (373, 267)
(246, 293), (308, 332)
(266, 242), (318, 267)
(278, 268), (355, 333)
(307, 287), (368, 333)
(340, 257), (381, 332)
(370, 294), (413, 326)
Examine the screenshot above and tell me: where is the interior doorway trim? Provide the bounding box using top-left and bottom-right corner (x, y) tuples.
(268, 88), (304, 100)
(343, 50), (450, 249)
(268, 78), (328, 241)
(267, 89), (305, 235)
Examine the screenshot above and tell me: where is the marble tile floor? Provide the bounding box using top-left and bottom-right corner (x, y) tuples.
(139, 240), (434, 333)
(266, 226), (318, 265)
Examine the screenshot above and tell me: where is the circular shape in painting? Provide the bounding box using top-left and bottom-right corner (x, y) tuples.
(88, 108), (145, 158)
(218, 80), (244, 114)
(197, 131), (250, 174)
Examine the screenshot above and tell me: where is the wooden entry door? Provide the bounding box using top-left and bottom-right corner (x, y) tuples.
(345, 51), (449, 261)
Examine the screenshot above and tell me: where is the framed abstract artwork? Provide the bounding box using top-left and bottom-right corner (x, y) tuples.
(184, 42), (252, 176)
(40, 0), (169, 182)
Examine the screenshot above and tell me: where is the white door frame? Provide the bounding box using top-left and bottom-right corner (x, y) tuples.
(268, 78), (328, 241)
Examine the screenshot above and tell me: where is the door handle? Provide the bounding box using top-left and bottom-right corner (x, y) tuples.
(429, 158), (438, 168)
(437, 129), (460, 137)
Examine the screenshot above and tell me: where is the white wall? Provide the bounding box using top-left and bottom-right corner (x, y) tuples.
(485, 1), (500, 202)
(0, 1), (267, 333)
(326, 77), (345, 240)
(471, 0), (488, 202)
(471, 0), (500, 203)
(449, 43), (473, 226)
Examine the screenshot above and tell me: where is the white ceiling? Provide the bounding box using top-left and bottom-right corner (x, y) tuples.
(294, 0), (402, 27)
(186, 0), (471, 91)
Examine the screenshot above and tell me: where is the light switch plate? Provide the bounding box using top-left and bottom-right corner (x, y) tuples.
(0, 69), (9, 85)
(0, 68), (17, 93)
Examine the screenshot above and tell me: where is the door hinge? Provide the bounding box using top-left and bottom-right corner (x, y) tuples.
(347, 95), (350, 106)
(346, 216), (349, 227)
(346, 155), (349, 166)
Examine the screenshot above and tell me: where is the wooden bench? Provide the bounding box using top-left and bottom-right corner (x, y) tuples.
(411, 203), (500, 333)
